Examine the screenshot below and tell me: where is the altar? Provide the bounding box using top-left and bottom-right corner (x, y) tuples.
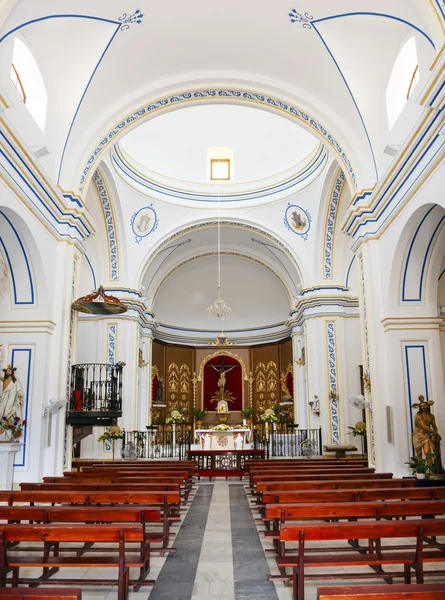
(194, 428), (251, 451)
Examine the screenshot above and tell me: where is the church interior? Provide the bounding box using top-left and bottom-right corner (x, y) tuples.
(1, 1), (445, 598)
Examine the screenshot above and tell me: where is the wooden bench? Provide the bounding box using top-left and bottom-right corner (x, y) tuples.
(317, 583), (445, 599)
(0, 524), (152, 600)
(277, 520), (445, 600)
(324, 445), (358, 459)
(252, 473), (393, 484)
(0, 588), (82, 599)
(256, 479), (414, 494)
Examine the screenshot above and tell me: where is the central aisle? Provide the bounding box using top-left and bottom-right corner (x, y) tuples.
(148, 480), (282, 600)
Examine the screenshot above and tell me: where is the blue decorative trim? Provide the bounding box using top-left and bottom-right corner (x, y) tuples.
(439, 268), (445, 281)
(11, 348), (31, 468)
(404, 344), (430, 453)
(63, 258), (77, 470)
(130, 205), (159, 243)
(402, 205), (445, 302)
(284, 204), (311, 240)
(345, 255), (356, 288)
(352, 189), (373, 207)
(92, 170), (119, 280)
(288, 8), (314, 28)
(312, 12), (435, 49)
(300, 285), (350, 296)
(324, 171), (345, 278)
(83, 252), (96, 290)
(112, 143), (327, 203)
(108, 324), (116, 366)
(0, 210), (34, 305)
(1, 131), (90, 241)
(80, 90), (357, 190)
(434, 0), (445, 23)
(326, 322), (339, 445)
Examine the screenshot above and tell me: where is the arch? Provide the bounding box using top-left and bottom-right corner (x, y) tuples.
(78, 88), (358, 193)
(138, 216), (306, 295)
(0, 208), (35, 305)
(390, 203), (445, 311)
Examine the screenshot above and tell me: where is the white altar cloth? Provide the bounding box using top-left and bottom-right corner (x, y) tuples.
(194, 428), (251, 451)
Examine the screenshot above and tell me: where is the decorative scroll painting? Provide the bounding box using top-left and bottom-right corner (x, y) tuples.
(326, 321), (340, 445)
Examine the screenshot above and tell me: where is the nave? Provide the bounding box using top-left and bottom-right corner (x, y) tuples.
(2, 458), (445, 600)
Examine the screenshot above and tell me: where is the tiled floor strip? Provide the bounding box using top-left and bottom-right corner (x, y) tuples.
(148, 484), (214, 600)
(230, 483), (279, 600)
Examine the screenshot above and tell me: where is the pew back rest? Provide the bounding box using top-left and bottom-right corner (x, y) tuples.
(0, 523), (144, 543)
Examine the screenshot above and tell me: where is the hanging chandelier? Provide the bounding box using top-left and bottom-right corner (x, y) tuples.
(207, 191), (232, 319)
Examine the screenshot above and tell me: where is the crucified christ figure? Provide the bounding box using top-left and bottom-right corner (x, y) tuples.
(207, 358), (239, 395)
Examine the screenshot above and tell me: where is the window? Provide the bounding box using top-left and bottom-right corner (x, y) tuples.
(10, 64), (26, 103)
(210, 158), (230, 181)
(386, 37), (419, 130)
(11, 38), (47, 132)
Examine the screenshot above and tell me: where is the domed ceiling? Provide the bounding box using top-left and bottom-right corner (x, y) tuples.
(119, 104), (319, 184)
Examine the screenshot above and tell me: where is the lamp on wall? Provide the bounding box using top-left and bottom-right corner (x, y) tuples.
(207, 192), (232, 319)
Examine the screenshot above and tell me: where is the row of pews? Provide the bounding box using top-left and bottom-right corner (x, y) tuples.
(0, 459), (197, 599)
(245, 457), (445, 600)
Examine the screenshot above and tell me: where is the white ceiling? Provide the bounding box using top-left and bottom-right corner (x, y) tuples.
(119, 104), (319, 184)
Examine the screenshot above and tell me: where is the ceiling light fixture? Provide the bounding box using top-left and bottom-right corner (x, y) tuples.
(207, 191), (232, 319)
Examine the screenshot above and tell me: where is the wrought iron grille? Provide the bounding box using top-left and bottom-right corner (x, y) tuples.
(253, 423), (322, 458)
(123, 424), (192, 459)
(70, 362), (125, 413)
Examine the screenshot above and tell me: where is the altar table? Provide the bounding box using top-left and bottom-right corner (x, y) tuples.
(195, 428), (250, 451)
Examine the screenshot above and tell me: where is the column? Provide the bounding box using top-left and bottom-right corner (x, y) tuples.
(137, 329), (153, 429)
(291, 327), (307, 428)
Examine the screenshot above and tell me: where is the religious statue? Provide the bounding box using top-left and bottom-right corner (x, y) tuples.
(235, 433), (243, 451)
(209, 362), (237, 394)
(412, 396), (444, 475)
(138, 348), (148, 368)
(0, 365), (24, 438)
(153, 376), (164, 404)
(202, 433), (211, 450)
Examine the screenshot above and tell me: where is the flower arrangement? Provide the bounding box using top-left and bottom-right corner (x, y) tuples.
(0, 416), (26, 440)
(97, 428), (123, 443)
(166, 409), (185, 424)
(260, 408), (279, 424)
(212, 424), (231, 431)
(347, 421), (367, 437)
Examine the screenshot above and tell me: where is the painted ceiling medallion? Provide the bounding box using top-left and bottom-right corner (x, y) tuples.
(284, 204), (311, 240)
(130, 205), (159, 243)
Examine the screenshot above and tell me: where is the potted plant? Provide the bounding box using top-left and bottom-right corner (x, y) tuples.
(347, 421), (367, 456)
(192, 407), (207, 427)
(241, 407), (253, 424)
(405, 455), (429, 479)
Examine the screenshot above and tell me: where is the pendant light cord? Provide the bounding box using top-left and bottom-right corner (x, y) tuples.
(217, 190), (221, 292)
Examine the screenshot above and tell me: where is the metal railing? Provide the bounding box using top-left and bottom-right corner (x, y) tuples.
(123, 424), (192, 459)
(253, 423), (322, 458)
(70, 362), (125, 413)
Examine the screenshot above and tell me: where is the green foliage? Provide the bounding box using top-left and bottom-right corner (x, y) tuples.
(241, 407), (253, 418)
(405, 455), (429, 475)
(192, 407), (208, 420)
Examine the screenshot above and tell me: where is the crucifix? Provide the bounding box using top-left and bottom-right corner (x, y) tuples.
(207, 358), (239, 395)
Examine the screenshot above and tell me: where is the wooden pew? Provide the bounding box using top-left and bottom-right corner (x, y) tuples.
(317, 583), (445, 600)
(256, 479), (414, 494)
(261, 487), (445, 506)
(0, 588), (82, 599)
(0, 505), (172, 551)
(277, 520), (445, 600)
(252, 473), (393, 484)
(0, 523), (152, 600)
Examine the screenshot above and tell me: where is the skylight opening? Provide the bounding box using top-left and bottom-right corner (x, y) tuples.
(386, 37), (419, 131)
(11, 38), (47, 132)
(210, 159), (230, 181)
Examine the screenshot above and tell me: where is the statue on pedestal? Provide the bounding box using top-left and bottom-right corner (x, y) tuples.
(412, 396), (444, 475)
(0, 365), (24, 439)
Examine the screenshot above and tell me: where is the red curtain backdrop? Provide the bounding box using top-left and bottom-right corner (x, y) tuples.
(286, 372), (294, 398)
(203, 355), (243, 412)
(152, 375), (159, 402)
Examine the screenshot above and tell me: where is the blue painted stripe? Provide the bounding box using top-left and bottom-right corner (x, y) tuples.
(345, 255), (356, 288)
(312, 12), (435, 49)
(404, 344), (430, 454)
(402, 205), (437, 302)
(112, 146), (327, 202)
(418, 214), (445, 298)
(300, 285), (350, 296)
(349, 131), (444, 238)
(11, 347), (32, 468)
(0, 14), (120, 44)
(429, 78), (445, 107)
(439, 268), (445, 281)
(57, 25), (120, 183)
(312, 23), (378, 181)
(0, 210), (34, 304)
(434, 0), (445, 22)
(83, 252), (97, 290)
